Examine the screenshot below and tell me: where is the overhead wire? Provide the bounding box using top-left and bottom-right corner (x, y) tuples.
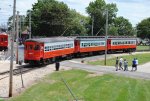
(58, 71), (78, 101)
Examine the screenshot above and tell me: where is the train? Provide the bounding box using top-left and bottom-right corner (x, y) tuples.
(0, 33), (8, 51)
(24, 36), (137, 65)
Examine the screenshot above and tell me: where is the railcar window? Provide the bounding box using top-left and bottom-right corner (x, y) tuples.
(51, 46), (54, 50)
(1, 38), (4, 42)
(29, 45), (33, 50)
(102, 42), (105, 45)
(45, 46), (49, 51)
(34, 45), (40, 50)
(25, 45), (27, 50)
(4, 38), (7, 41)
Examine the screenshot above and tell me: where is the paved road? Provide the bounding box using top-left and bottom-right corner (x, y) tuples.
(61, 60), (150, 80)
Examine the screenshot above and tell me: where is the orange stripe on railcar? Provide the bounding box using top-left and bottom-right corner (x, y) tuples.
(109, 45), (136, 50)
(79, 46), (106, 53)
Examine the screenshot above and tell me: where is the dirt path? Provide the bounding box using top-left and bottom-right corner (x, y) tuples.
(0, 64), (72, 98)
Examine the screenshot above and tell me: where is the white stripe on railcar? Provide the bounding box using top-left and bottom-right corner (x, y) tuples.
(111, 40), (136, 46)
(44, 41), (74, 52)
(80, 40), (105, 48)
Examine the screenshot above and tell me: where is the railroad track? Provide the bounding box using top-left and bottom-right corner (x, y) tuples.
(0, 65), (39, 80)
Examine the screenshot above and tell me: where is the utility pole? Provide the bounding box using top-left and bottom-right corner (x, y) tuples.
(19, 16), (22, 38)
(16, 11), (19, 64)
(92, 16), (94, 36)
(9, 0), (16, 97)
(29, 10), (31, 39)
(104, 9), (108, 66)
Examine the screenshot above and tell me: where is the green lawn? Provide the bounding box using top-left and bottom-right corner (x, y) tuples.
(7, 70), (150, 101)
(137, 45), (150, 50)
(88, 53), (150, 66)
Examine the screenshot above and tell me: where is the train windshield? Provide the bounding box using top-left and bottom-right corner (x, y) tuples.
(34, 45), (40, 50)
(25, 45), (33, 50)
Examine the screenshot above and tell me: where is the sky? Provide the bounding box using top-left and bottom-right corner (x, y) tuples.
(0, 0), (150, 27)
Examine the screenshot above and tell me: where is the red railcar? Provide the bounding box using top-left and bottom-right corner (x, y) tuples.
(24, 37), (74, 64)
(0, 33), (8, 51)
(107, 36), (137, 53)
(75, 36), (106, 54)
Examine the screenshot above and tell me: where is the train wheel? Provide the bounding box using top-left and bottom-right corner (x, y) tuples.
(66, 54), (72, 60)
(52, 57), (56, 63)
(47, 59), (52, 64)
(88, 52), (93, 56)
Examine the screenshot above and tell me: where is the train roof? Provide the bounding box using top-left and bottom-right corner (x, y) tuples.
(25, 37), (74, 43)
(0, 32), (8, 36)
(25, 36), (137, 43)
(107, 36), (137, 40)
(73, 36), (137, 40)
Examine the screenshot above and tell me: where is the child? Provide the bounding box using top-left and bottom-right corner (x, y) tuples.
(124, 59), (128, 71)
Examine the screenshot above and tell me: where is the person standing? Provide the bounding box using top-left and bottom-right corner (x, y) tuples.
(124, 59), (128, 71)
(115, 57), (119, 71)
(55, 62), (60, 71)
(132, 58), (136, 71)
(119, 57), (123, 70)
(135, 58), (138, 71)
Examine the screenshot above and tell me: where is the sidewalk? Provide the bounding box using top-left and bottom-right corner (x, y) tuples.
(137, 62), (150, 73)
(61, 61), (150, 80)
(0, 61), (18, 74)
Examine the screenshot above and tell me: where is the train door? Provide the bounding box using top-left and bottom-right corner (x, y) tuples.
(0, 36), (2, 46)
(4, 35), (8, 47)
(107, 39), (111, 50)
(74, 40), (80, 53)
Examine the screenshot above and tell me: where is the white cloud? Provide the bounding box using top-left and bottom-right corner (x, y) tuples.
(58, 0), (95, 15)
(106, 0), (150, 26)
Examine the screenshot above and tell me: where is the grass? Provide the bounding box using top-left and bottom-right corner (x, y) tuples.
(137, 45), (150, 50)
(88, 53), (150, 66)
(7, 69), (150, 101)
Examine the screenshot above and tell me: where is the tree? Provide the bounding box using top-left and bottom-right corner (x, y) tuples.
(0, 24), (7, 32)
(7, 15), (26, 31)
(86, 0), (118, 36)
(26, 0), (87, 37)
(137, 17), (150, 39)
(65, 9), (88, 36)
(108, 25), (118, 36)
(7, 16), (13, 31)
(112, 16), (134, 36)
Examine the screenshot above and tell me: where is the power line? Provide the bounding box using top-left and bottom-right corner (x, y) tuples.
(58, 72), (78, 101)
